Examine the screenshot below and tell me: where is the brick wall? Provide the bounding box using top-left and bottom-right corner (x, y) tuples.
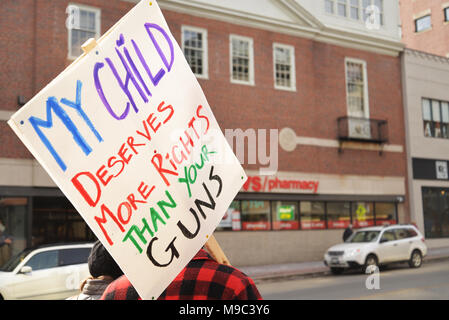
(400, 0), (449, 57)
(0, 0), (406, 179)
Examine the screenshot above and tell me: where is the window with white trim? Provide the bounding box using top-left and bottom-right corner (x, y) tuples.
(230, 35), (254, 85)
(345, 59), (369, 118)
(326, 0), (383, 25)
(182, 26), (208, 79)
(325, 0), (335, 14)
(67, 4), (100, 59)
(422, 98), (449, 139)
(363, 0), (384, 25)
(445, 7), (449, 22)
(273, 43), (296, 91)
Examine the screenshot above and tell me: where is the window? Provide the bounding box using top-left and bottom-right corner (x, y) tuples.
(337, 0), (347, 17)
(300, 201), (326, 230)
(182, 26), (208, 79)
(59, 248), (91, 266)
(217, 201), (241, 231)
(345, 59), (369, 118)
(445, 7), (449, 22)
(273, 44), (296, 91)
(350, 0), (359, 20)
(415, 15), (432, 32)
(241, 201), (270, 230)
(380, 230), (396, 242)
(272, 201), (298, 230)
(375, 202), (396, 226)
(422, 98), (449, 139)
(352, 202), (374, 228)
(325, 0), (335, 14)
(230, 35), (254, 85)
(25, 250), (59, 271)
(67, 4), (101, 59)
(422, 187), (449, 238)
(327, 202), (351, 229)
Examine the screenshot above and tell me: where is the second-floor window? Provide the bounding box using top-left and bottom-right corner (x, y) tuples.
(230, 35), (254, 85)
(422, 98), (449, 139)
(182, 26), (208, 79)
(345, 58), (369, 118)
(444, 7), (449, 22)
(67, 4), (100, 59)
(415, 15), (432, 32)
(273, 43), (296, 91)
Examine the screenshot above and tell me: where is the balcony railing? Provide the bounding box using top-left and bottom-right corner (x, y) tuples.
(337, 116), (388, 144)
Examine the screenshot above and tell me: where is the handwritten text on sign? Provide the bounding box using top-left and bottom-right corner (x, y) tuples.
(8, 0), (246, 299)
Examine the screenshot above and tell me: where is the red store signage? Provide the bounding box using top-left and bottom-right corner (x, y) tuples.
(242, 176), (319, 193)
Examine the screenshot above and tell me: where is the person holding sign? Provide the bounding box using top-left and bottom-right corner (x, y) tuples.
(101, 248), (262, 300)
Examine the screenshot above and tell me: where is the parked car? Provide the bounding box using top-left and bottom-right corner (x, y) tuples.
(0, 243), (93, 300)
(324, 224), (427, 275)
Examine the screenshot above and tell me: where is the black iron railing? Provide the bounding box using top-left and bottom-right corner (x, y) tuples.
(337, 116), (388, 144)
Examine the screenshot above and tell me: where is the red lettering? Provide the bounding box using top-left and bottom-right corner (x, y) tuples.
(127, 136), (145, 154)
(151, 153), (178, 187)
(147, 113), (161, 133)
(117, 202), (132, 225)
(126, 193), (147, 210)
(157, 101), (174, 124)
(96, 165), (113, 187)
(252, 177), (261, 192)
(107, 156), (125, 178)
(71, 171), (101, 207)
(196, 105), (210, 134)
(118, 143), (133, 164)
(138, 181), (155, 200)
(95, 203), (125, 246)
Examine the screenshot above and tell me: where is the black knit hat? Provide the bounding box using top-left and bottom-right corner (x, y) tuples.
(88, 240), (124, 279)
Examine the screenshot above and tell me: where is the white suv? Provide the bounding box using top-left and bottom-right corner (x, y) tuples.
(324, 225), (427, 275)
(0, 243), (93, 300)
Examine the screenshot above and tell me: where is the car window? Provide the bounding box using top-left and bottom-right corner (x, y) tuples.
(25, 250), (59, 271)
(407, 228), (418, 238)
(348, 231), (380, 243)
(380, 230), (396, 242)
(59, 248), (91, 266)
(394, 228), (408, 240)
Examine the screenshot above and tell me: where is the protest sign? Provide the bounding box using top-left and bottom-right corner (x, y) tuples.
(8, 0), (246, 300)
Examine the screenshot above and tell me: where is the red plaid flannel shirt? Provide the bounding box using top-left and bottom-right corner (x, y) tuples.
(101, 249), (262, 300)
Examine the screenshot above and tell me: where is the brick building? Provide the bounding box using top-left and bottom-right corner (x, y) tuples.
(400, 0), (449, 58)
(0, 0), (409, 266)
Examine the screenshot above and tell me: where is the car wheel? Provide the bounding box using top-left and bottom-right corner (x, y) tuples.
(363, 254), (378, 274)
(408, 250), (422, 268)
(330, 267), (344, 275)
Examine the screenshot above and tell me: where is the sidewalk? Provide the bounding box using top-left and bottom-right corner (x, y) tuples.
(239, 246), (449, 282)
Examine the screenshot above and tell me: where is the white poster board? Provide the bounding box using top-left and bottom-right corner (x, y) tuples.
(8, 0), (246, 300)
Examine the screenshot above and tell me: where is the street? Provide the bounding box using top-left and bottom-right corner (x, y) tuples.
(258, 260), (449, 300)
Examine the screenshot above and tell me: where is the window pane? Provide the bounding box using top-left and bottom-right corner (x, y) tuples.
(338, 3), (347, 17)
(422, 99), (432, 121)
(325, 0), (334, 14)
(241, 201), (271, 230)
(441, 102), (449, 123)
(394, 228), (409, 240)
(59, 248), (91, 266)
(416, 15), (431, 32)
(445, 7), (449, 22)
(327, 202), (351, 229)
(300, 201), (326, 230)
(217, 201), (241, 231)
(0, 198), (27, 266)
(346, 61), (366, 115)
(375, 202), (396, 226)
(432, 100), (441, 122)
(232, 38), (251, 82)
(352, 202), (374, 228)
(25, 250), (58, 271)
(183, 29), (205, 76)
(272, 201), (298, 230)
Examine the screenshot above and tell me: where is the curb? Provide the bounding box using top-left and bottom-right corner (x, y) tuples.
(249, 254), (449, 283)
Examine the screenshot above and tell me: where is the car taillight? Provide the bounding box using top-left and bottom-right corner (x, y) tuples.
(421, 237), (425, 243)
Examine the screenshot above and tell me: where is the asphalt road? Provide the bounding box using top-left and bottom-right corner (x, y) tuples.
(258, 259), (449, 300)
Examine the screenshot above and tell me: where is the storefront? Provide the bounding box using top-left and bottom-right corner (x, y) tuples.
(213, 171), (405, 266)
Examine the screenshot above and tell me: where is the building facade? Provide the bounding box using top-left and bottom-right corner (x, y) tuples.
(0, 0), (409, 266)
(400, 0), (449, 58)
(401, 49), (449, 248)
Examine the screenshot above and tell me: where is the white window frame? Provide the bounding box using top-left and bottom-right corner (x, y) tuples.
(67, 3), (101, 60)
(181, 25), (209, 79)
(229, 34), (255, 86)
(344, 57), (370, 119)
(273, 43), (296, 92)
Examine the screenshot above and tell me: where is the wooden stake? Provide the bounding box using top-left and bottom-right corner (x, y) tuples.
(205, 235), (231, 266)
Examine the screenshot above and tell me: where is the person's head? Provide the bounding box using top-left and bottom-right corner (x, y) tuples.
(88, 240), (124, 280)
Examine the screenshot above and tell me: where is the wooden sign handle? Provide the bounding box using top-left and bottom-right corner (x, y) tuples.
(205, 235), (231, 266)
